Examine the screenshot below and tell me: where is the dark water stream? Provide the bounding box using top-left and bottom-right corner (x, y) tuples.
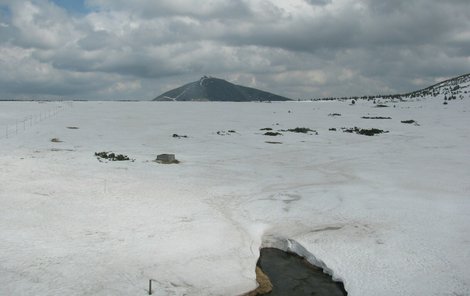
(257, 248), (347, 296)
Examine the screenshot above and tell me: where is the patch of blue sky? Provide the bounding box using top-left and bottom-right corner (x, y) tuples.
(50, 0), (93, 15)
(0, 6), (11, 27)
(0, 5), (11, 18)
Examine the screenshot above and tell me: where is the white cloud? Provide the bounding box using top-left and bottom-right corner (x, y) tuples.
(0, 0), (469, 99)
(7, 0), (81, 49)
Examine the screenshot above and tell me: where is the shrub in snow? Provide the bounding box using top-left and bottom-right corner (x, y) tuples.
(287, 127), (314, 133)
(356, 128), (387, 136)
(173, 134), (188, 138)
(216, 130), (236, 136)
(95, 151), (131, 161)
(361, 116), (392, 119)
(401, 120), (415, 124)
(401, 120), (420, 126)
(264, 132), (282, 136)
(342, 127), (388, 136)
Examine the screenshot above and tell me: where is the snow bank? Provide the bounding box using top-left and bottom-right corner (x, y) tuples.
(0, 99), (469, 295)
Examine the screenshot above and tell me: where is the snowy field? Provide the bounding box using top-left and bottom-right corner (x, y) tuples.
(0, 99), (469, 296)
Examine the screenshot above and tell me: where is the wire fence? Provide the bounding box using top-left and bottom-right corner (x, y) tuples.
(0, 101), (73, 140)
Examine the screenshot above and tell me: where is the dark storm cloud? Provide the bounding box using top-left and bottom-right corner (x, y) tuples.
(0, 0), (468, 99)
(305, 0), (331, 6)
(218, 14), (359, 53)
(0, 74), (101, 96)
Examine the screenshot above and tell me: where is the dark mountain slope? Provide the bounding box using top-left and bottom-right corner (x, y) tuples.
(153, 76), (291, 102)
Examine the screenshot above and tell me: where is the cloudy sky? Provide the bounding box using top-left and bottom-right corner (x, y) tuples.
(0, 0), (469, 100)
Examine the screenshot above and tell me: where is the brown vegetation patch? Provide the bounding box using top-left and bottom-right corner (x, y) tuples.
(244, 267), (273, 296)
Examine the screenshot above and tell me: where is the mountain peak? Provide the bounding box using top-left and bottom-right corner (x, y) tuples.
(153, 77), (291, 102)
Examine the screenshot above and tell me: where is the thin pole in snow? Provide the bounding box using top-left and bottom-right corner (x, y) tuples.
(148, 279), (152, 295)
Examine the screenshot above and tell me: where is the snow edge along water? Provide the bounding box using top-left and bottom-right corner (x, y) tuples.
(260, 236), (348, 293)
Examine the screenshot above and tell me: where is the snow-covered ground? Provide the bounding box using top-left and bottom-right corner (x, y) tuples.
(0, 98), (469, 296)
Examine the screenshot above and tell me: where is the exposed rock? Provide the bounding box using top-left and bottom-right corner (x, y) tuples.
(156, 154), (179, 164)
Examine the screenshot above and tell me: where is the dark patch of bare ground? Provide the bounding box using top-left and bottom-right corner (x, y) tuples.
(401, 120), (420, 126)
(361, 116), (392, 119)
(264, 132), (283, 136)
(217, 130), (237, 136)
(172, 133), (188, 138)
(244, 248), (347, 296)
(342, 127), (388, 136)
(286, 127), (314, 133)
